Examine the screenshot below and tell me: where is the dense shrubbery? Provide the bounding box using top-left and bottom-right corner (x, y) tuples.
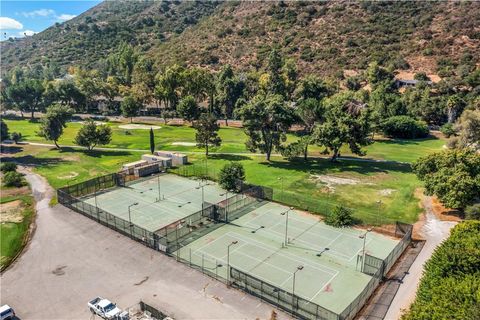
(218, 162), (245, 192)
(2, 171), (26, 187)
(381, 116), (429, 139)
(413, 149), (480, 209)
(402, 221), (480, 320)
(0, 162), (17, 173)
(325, 206), (355, 227)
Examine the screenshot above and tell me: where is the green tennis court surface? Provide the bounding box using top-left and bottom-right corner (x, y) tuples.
(82, 173), (227, 232)
(174, 201), (399, 315)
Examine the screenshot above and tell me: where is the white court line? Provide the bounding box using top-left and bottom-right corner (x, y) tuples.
(307, 271), (339, 303)
(349, 238), (373, 262)
(226, 232), (338, 275)
(192, 233), (233, 254)
(192, 240), (336, 302)
(194, 247), (293, 277)
(247, 223), (352, 261)
(243, 207), (365, 259)
(241, 206), (280, 226)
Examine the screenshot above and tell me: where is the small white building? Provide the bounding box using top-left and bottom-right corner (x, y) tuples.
(154, 151), (188, 166)
(141, 154), (173, 168)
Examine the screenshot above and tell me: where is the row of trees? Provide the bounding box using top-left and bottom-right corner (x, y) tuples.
(3, 43), (479, 128)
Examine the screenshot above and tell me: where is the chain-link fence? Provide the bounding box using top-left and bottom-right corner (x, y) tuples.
(230, 267), (339, 320)
(58, 173), (412, 320)
(58, 189), (160, 249)
(343, 222), (413, 320)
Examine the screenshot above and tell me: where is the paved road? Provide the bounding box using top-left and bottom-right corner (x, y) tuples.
(1, 168), (290, 320)
(383, 196), (457, 319)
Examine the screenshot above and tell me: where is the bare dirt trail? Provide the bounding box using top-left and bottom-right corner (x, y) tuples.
(384, 196), (457, 319)
(1, 168), (291, 320)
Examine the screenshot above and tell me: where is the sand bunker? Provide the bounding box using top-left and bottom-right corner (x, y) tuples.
(171, 142), (197, 146)
(311, 174), (373, 192)
(58, 172), (79, 180)
(1, 200), (24, 223)
(118, 124), (161, 130)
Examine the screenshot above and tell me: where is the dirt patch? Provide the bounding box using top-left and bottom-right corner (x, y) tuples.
(118, 124), (161, 130)
(379, 189), (396, 196)
(310, 174), (373, 192)
(1, 186), (29, 197)
(0, 200), (24, 223)
(172, 142), (197, 147)
(431, 197), (462, 222)
(57, 172), (79, 180)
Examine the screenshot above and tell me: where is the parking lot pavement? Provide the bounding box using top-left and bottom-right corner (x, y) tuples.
(1, 170), (290, 320)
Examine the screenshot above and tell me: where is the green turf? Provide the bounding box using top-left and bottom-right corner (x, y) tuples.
(0, 194), (34, 270)
(6, 144), (422, 224)
(5, 119), (444, 163)
(175, 200), (399, 315)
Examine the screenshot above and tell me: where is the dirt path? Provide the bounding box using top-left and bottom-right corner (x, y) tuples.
(384, 196), (457, 319)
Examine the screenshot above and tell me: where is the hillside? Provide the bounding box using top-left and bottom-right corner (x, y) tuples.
(1, 1), (479, 77)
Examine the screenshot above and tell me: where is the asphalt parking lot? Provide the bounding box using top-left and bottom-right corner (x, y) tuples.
(1, 171), (289, 320)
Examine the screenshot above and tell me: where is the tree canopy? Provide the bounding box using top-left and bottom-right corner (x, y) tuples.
(74, 119), (112, 151)
(193, 113), (221, 156)
(238, 94), (295, 161)
(37, 104), (74, 148)
(412, 149), (480, 209)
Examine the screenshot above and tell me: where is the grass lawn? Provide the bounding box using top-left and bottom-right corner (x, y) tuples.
(0, 191), (34, 271)
(5, 119), (444, 163)
(5, 144), (422, 225)
(172, 154), (422, 225)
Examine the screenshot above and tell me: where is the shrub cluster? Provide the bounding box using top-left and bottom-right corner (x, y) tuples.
(402, 221), (480, 320)
(381, 115), (429, 139)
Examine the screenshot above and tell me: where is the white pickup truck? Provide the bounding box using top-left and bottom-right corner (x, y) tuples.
(88, 297), (129, 320)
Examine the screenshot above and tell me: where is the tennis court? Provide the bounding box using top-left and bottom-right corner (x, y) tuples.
(174, 201), (399, 316)
(82, 173), (227, 232)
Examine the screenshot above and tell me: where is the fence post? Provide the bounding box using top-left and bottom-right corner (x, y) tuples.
(189, 248), (192, 267)
(202, 253), (204, 274)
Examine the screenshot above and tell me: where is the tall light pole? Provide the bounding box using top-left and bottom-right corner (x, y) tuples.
(281, 207), (294, 247)
(292, 265), (304, 314)
(157, 175), (161, 202)
(196, 183), (206, 213)
(359, 228), (372, 272)
(128, 202), (139, 237)
(226, 240), (238, 286)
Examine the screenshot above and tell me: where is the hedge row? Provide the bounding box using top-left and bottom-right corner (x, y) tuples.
(402, 221), (480, 320)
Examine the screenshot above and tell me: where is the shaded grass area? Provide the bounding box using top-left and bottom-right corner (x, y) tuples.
(5, 119), (444, 163)
(0, 193), (34, 271)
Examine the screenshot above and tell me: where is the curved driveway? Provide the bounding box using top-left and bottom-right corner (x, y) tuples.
(1, 168), (289, 320)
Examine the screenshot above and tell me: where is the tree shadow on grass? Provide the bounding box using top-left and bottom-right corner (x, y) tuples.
(262, 157), (412, 175)
(207, 154), (251, 161)
(1, 154), (66, 168)
(0, 145), (24, 154)
(375, 135), (439, 146)
(57, 147), (133, 158)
